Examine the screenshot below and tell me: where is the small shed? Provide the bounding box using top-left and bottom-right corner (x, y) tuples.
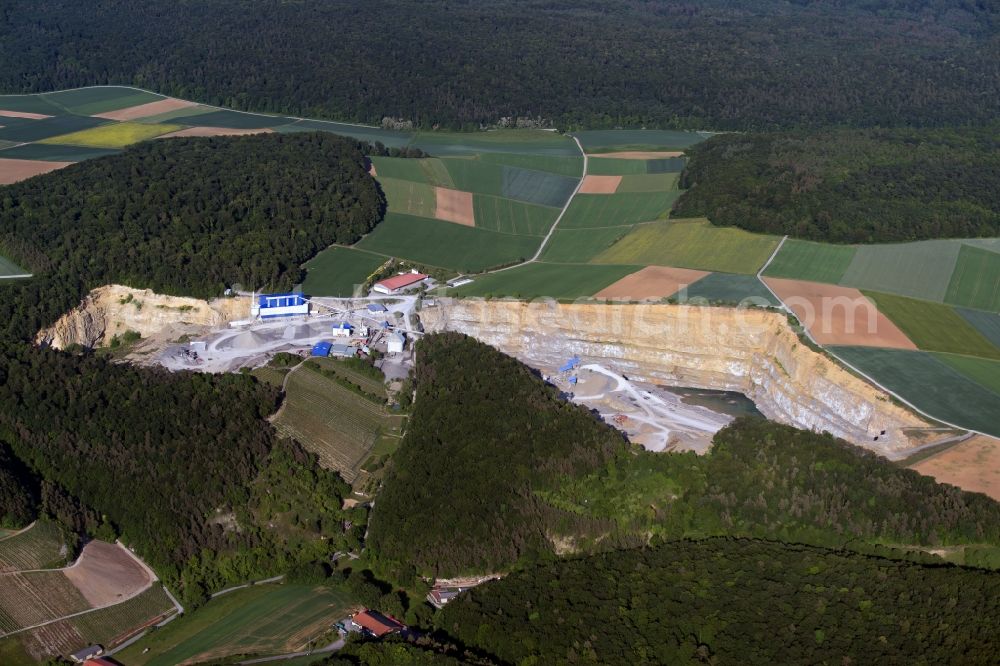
(367, 303), (388, 313)
(70, 646), (103, 663)
(311, 341), (332, 357)
(331, 322), (354, 337)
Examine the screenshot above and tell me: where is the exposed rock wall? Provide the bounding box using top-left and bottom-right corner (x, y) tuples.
(36, 285), (249, 349)
(421, 299), (932, 454)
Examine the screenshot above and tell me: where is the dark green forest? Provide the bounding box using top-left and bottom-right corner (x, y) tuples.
(437, 538), (1000, 664)
(0, 1), (997, 130)
(0, 441), (37, 528)
(0, 133), (383, 603)
(367, 332), (627, 579)
(674, 127), (1000, 242)
(367, 335), (1000, 581)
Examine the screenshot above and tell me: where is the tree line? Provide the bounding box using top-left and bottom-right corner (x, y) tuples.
(0, 1), (996, 131)
(674, 126), (1000, 242)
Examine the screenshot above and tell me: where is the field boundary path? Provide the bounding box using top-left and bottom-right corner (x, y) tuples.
(490, 135), (587, 273)
(753, 236), (991, 445)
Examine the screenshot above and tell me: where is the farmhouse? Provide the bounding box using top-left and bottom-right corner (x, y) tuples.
(251, 293), (309, 319)
(332, 322), (354, 337)
(350, 610), (404, 637)
(373, 271), (428, 295)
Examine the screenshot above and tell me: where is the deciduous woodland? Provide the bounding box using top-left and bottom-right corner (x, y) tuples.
(675, 127), (1000, 242)
(0, 133), (383, 604)
(0, 1), (996, 130)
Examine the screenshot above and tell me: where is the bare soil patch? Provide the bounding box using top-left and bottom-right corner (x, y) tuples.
(764, 277), (917, 348)
(596, 265), (710, 300)
(0, 158), (73, 185)
(159, 126), (274, 138)
(911, 435), (1000, 501)
(594, 151), (684, 159)
(579, 174), (623, 194)
(434, 187), (475, 226)
(63, 541), (153, 607)
(93, 97), (199, 121)
(0, 109), (52, 120)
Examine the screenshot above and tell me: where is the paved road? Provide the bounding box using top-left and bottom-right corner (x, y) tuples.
(238, 638), (345, 664)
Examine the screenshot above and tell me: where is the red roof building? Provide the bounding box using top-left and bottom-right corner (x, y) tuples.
(373, 272), (428, 294)
(351, 610), (405, 637)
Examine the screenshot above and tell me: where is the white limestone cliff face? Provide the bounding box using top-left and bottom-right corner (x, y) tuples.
(420, 298), (932, 455)
(36, 284), (248, 349)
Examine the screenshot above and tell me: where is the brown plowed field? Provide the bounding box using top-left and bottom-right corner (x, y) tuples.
(93, 98), (199, 121)
(593, 151), (684, 159)
(596, 265), (710, 300)
(911, 435), (1000, 501)
(764, 277), (917, 348)
(63, 541), (153, 607)
(434, 187), (475, 226)
(0, 158), (72, 185)
(159, 126), (273, 138)
(0, 109), (52, 120)
(579, 175), (622, 193)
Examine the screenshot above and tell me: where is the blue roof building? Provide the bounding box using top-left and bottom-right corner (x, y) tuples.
(311, 341), (332, 357)
(251, 292), (309, 319)
(367, 303), (388, 313)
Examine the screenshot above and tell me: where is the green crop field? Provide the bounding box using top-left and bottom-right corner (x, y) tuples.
(679, 272), (781, 306)
(934, 353), (1000, 396)
(442, 160), (577, 207)
(473, 195), (557, 236)
(0, 115), (110, 143)
(830, 347), (1000, 437)
(40, 122), (181, 148)
(411, 129), (580, 157)
(479, 152), (583, 177)
(117, 583), (356, 666)
(616, 173), (679, 192)
(135, 104), (217, 125)
(540, 227), (632, 263)
(763, 239), (858, 284)
(0, 254), (29, 278)
(586, 158), (649, 176)
(452, 262), (638, 299)
(70, 585), (175, 646)
(0, 94), (63, 115)
(863, 291), (1000, 360)
(560, 192), (678, 229)
(0, 571), (90, 633)
(273, 363), (402, 482)
(0, 522), (66, 573)
(356, 213), (540, 272)
(595, 220), (780, 274)
(380, 177), (438, 217)
(574, 129), (708, 152)
(839, 239), (964, 302)
(957, 308), (1000, 349)
(0, 143), (120, 162)
(166, 109), (294, 130)
(42, 87), (162, 115)
(646, 157), (687, 173)
(301, 246), (388, 297)
(278, 119), (412, 148)
(944, 244), (1000, 312)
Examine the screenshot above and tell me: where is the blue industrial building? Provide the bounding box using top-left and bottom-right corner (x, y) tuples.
(251, 293), (310, 319)
(312, 341), (332, 357)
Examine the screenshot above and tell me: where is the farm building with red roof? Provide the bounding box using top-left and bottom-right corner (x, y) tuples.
(350, 609), (405, 637)
(373, 272), (428, 295)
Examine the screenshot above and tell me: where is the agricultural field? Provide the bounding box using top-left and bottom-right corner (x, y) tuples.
(839, 240), (964, 302)
(586, 157), (650, 176)
(479, 151), (583, 177)
(681, 272), (781, 306)
(830, 346), (1000, 437)
(910, 435), (1000, 502)
(472, 195), (558, 236)
(356, 213), (539, 273)
(0, 522), (66, 573)
(370, 156), (449, 185)
(957, 309), (1000, 348)
(41, 87), (163, 115)
(40, 122), (181, 149)
(862, 292), (1000, 360)
(934, 353), (1000, 395)
(944, 244), (1000, 311)
(410, 129), (580, 157)
(300, 246), (389, 297)
(278, 119), (412, 148)
(117, 583), (356, 666)
(452, 263), (638, 300)
(380, 177), (438, 217)
(594, 220), (780, 274)
(560, 192), (678, 229)
(616, 173), (680, 192)
(0, 571), (90, 633)
(540, 227), (633, 263)
(574, 129), (710, 153)
(441, 159), (577, 208)
(0, 115), (110, 143)
(594, 266), (709, 301)
(763, 239), (858, 284)
(0, 143), (119, 162)
(273, 361), (402, 482)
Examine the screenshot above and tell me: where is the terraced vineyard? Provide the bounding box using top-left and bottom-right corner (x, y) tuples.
(0, 571), (89, 634)
(0, 522), (66, 574)
(69, 585), (175, 644)
(273, 363), (403, 482)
